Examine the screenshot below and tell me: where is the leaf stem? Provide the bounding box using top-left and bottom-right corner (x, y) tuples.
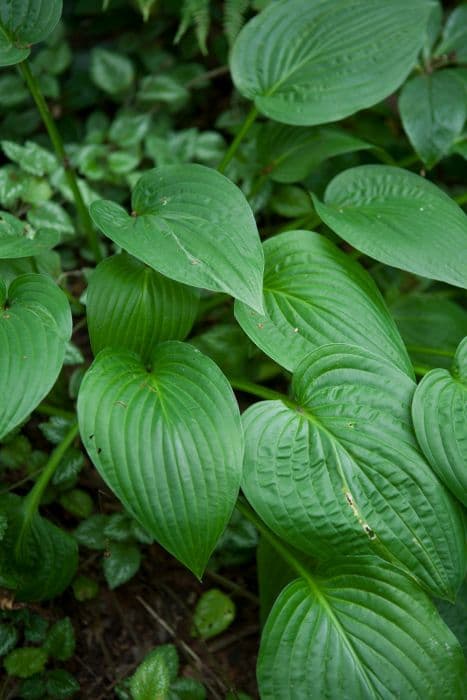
(413, 364), (431, 377)
(17, 61), (102, 262)
(218, 105), (259, 174)
(228, 377), (289, 403)
(407, 345), (455, 359)
(36, 403), (76, 420)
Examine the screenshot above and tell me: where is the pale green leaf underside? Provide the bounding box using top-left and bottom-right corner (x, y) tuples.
(230, 0), (431, 126)
(77, 342), (244, 577)
(235, 230), (412, 375)
(0, 0), (62, 66)
(90, 164), (264, 313)
(314, 165), (467, 289)
(87, 253), (199, 363)
(242, 344), (465, 599)
(412, 337), (467, 507)
(0, 274), (71, 440)
(0, 211), (59, 259)
(259, 558), (465, 700)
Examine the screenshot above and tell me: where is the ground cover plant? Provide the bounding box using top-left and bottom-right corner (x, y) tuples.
(0, 0), (466, 697)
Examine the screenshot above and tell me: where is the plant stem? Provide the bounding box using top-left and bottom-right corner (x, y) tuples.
(406, 345), (454, 358)
(17, 61), (102, 262)
(228, 377), (289, 403)
(218, 105), (259, 174)
(36, 402), (76, 420)
(413, 364), (431, 377)
(454, 191), (467, 206)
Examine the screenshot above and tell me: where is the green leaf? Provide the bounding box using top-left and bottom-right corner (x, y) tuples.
(0, 211), (59, 259)
(0, 623), (19, 656)
(137, 75), (189, 107)
(258, 557), (465, 699)
(72, 575), (98, 602)
(17, 675), (47, 700)
(242, 344), (465, 600)
(136, 0), (157, 22)
(0, 494), (78, 601)
(0, 0), (62, 67)
(257, 124), (372, 183)
(90, 48), (135, 95)
(77, 342), (244, 577)
(235, 230), (412, 375)
(1, 141), (56, 177)
(90, 165), (264, 313)
(436, 5), (467, 63)
(46, 669), (80, 699)
(399, 71), (467, 168)
(27, 202), (74, 239)
(313, 165), (467, 289)
(436, 579), (467, 657)
(43, 618), (75, 661)
(4, 647), (48, 679)
(130, 645), (178, 700)
(87, 253), (199, 363)
(0, 274), (72, 440)
(73, 514), (109, 550)
(103, 542), (141, 589)
(230, 0), (431, 126)
(169, 677), (206, 700)
(412, 337), (467, 507)
(0, 74), (29, 107)
(191, 589), (236, 639)
(58, 489), (93, 519)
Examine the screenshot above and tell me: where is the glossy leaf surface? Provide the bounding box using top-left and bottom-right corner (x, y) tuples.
(242, 344), (465, 599)
(235, 230), (412, 374)
(314, 165), (467, 289)
(78, 342), (244, 577)
(0, 0), (62, 66)
(90, 164), (264, 312)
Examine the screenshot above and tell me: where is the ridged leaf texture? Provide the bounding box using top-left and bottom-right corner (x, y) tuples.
(230, 0), (431, 126)
(412, 337), (467, 507)
(0, 211), (59, 259)
(90, 164), (264, 313)
(87, 253), (199, 363)
(77, 342), (244, 577)
(259, 557), (465, 700)
(314, 165), (467, 289)
(0, 0), (62, 66)
(0, 274), (72, 440)
(242, 344), (465, 599)
(235, 231), (412, 375)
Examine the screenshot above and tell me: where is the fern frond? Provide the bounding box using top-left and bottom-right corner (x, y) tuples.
(175, 0), (211, 55)
(223, 0), (250, 47)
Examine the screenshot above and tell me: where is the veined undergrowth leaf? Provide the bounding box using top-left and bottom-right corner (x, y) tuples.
(87, 253), (199, 363)
(242, 344), (465, 599)
(77, 342), (244, 577)
(230, 0), (432, 126)
(412, 337), (467, 507)
(313, 165), (467, 289)
(0, 0), (62, 67)
(0, 211), (59, 259)
(235, 230), (412, 375)
(259, 557), (465, 699)
(90, 164), (264, 312)
(0, 274), (71, 440)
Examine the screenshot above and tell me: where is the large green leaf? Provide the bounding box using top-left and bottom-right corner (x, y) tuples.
(257, 124), (372, 183)
(258, 557), (465, 700)
(87, 253), (199, 363)
(77, 342), (244, 577)
(230, 0), (431, 126)
(242, 344), (465, 599)
(0, 274), (71, 440)
(235, 231), (412, 375)
(0, 0), (62, 67)
(412, 337), (467, 507)
(0, 211), (59, 259)
(313, 165), (467, 289)
(399, 71), (467, 168)
(90, 164), (264, 312)
(0, 494), (78, 601)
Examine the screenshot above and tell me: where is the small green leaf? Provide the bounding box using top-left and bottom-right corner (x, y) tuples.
(17, 675), (47, 699)
(4, 647), (48, 679)
(27, 202), (74, 239)
(0, 623), (19, 656)
(103, 542), (141, 589)
(191, 589), (236, 639)
(89, 164), (264, 313)
(137, 75), (189, 107)
(43, 618), (75, 661)
(58, 489), (93, 519)
(313, 165), (467, 289)
(73, 514), (109, 550)
(0, 0), (63, 67)
(72, 575), (99, 602)
(46, 669), (80, 698)
(1, 141), (56, 177)
(169, 677), (206, 700)
(90, 48), (135, 95)
(136, 0), (157, 22)
(130, 645), (178, 700)
(0, 211), (58, 259)
(436, 5), (467, 63)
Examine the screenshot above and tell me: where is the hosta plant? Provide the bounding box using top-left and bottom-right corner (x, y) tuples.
(0, 0), (466, 697)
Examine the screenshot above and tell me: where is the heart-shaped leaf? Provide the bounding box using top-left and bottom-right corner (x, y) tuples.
(90, 164), (264, 312)
(0, 211), (59, 259)
(87, 253), (199, 363)
(259, 557), (465, 700)
(242, 344), (465, 599)
(235, 230), (412, 375)
(313, 165), (467, 289)
(412, 337), (467, 507)
(77, 342), (244, 577)
(0, 0), (63, 67)
(0, 274), (72, 440)
(230, 0), (431, 126)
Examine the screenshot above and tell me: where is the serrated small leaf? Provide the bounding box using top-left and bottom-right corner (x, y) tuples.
(27, 202), (74, 238)
(1, 141), (56, 177)
(130, 645), (178, 700)
(0, 211), (58, 259)
(0, 0), (62, 67)
(191, 589), (236, 639)
(412, 337), (467, 506)
(78, 342), (244, 577)
(43, 618), (75, 661)
(103, 542), (141, 589)
(3, 647), (48, 679)
(90, 164), (264, 313)
(73, 514), (109, 550)
(87, 253), (199, 363)
(313, 165), (467, 289)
